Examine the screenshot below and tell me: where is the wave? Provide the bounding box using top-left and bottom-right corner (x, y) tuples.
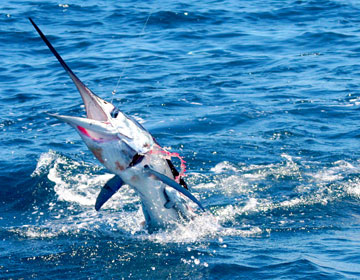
(3, 150), (359, 244)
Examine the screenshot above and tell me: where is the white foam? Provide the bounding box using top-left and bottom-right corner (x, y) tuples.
(38, 151), (138, 208)
(210, 161), (238, 174)
(31, 150), (57, 177)
(308, 160), (356, 183)
(25, 151), (360, 243)
(206, 156), (360, 223)
(137, 211), (261, 244)
(344, 177), (360, 198)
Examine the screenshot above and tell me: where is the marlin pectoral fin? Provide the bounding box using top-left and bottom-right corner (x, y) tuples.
(95, 175), (124, 211)
(144, 165), (205, 212)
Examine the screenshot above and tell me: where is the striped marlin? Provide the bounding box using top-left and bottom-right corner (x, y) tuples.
(29, 18), (205, 232)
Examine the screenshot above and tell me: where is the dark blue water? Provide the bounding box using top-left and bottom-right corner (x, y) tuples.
(1, 0), (360, 279)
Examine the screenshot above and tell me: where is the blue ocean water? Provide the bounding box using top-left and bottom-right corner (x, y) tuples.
(1, 0), (360, 278)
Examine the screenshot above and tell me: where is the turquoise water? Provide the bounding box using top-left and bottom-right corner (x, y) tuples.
(1, 0), (360, 279)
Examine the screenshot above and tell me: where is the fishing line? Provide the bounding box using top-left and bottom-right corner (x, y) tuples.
(111, 8), (154, 104)
(109, 6), (188, 180)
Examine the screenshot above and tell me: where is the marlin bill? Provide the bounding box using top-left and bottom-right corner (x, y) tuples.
(29, 18), (205, 233)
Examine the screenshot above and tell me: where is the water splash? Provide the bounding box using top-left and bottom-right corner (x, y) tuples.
(22, 151), (360, 243)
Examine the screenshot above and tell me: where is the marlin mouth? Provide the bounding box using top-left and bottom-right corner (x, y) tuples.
(29, 18), (206, 217)
(30, 17), (155, 155)
(29, 18), (119, 142)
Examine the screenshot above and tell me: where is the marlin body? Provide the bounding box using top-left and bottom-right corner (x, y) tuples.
(29, 18), (204, 232)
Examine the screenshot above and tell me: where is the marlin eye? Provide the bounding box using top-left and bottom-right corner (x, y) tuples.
(111, 108), (119, 118)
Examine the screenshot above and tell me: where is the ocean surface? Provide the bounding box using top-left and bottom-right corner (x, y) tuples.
(1, 0), (360, 279)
